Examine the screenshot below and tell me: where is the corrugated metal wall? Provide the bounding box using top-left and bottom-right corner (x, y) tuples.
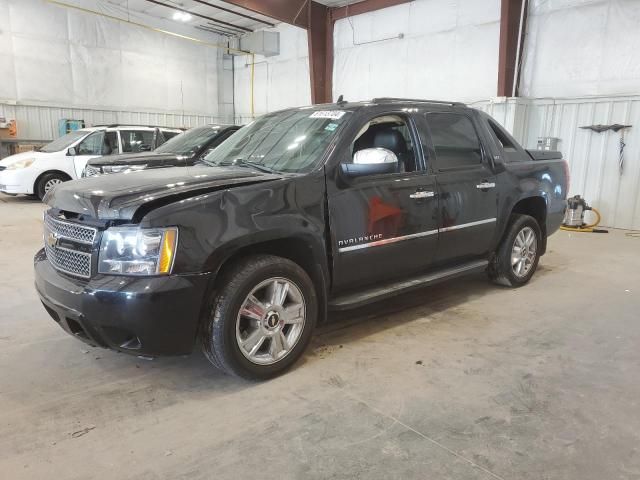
(0, 102), (235, 142)
(479, 96), (640, 230)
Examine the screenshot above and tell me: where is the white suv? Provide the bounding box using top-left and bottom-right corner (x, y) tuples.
(0, 125), (182, 199)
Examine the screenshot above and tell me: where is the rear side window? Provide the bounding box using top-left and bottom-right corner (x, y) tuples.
(426, 113), (482, 169)
(487, 119), (517, 152)
(120, 130), (155, 153)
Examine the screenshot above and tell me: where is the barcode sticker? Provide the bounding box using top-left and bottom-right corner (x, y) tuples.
(310, 111), (346, 120)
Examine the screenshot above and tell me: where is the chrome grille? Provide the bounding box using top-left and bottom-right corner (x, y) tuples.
(83, 165), (101, 177)
(44, 243), (92, 279)
(44, 214), (97, 245)
(44, 213), (98, 279)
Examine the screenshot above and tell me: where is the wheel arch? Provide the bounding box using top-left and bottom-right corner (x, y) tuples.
(207, 234), (330, 324)
(34, 170), (72, 193)
(509, 195), (548, 254)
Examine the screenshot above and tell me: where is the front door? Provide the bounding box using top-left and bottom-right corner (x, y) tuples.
(423, 111), (498, 264)
(71, 130), (106, 178)
(328, 113), (440, 291)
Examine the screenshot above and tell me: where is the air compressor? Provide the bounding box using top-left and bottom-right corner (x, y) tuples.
(561, 195), (608, 233)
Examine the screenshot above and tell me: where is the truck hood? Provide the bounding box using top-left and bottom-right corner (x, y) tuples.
(87, 152), (187, 167)
(45, 165), (283, 221)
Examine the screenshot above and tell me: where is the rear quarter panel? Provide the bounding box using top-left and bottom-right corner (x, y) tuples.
(497, 159), (567, 240)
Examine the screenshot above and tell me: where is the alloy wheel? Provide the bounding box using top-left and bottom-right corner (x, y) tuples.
(511, 226), (537, 277)
(44, 178), (63, 194)
(235, 277), (306, 365)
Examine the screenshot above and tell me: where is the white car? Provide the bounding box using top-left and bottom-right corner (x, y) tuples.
(0, 125), (182, 199)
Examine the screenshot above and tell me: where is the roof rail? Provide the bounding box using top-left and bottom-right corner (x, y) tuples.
(371, 97), (465, 107)
(92, 124), (186, 130)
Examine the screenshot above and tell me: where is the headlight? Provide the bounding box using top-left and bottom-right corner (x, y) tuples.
(7, 158), (35, 170)
(102, 164), (147, 174)
(98, 227), (178, 276)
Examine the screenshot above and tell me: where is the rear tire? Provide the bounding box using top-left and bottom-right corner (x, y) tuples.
(489, 214), (542, 287)
(35, 172), (69, 200)
(201, 255), (317, 380)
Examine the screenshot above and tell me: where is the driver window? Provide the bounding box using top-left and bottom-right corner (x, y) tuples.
(351, 115), (417, 173)
(77, 131), (105, 155)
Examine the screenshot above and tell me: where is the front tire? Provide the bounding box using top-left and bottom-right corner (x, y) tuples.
(489, 214), (542, 287)
(201, 255), (317, 380)
(35, 172), (69, 200)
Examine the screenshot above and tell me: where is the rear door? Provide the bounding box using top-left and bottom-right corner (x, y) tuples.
(328, 111), (440, 291)
(424, 111), (498, 263)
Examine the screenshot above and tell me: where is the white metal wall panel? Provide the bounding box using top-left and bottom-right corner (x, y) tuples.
(477, 96), (640, 230)
(0, 0), (229, 117)
(333, 0), (501, 103)
(521, 97), (640, 230)
(0, 102), (234, 142)
(521, 0), (640, 98)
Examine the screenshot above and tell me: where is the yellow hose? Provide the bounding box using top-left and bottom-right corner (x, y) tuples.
(560, 207), (601, 232)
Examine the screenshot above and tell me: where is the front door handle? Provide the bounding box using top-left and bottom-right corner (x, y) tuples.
(476, 182), (496, 190)
(409, 191), (435, 199)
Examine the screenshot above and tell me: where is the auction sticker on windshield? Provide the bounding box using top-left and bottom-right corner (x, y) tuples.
(310, 111), (346, 120)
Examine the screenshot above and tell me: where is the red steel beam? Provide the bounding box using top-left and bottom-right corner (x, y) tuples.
(307, 2), (331, 104)
(497, 0), (527, 96)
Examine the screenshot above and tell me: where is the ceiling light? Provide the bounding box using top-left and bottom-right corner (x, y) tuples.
(172, 11), (192, 22)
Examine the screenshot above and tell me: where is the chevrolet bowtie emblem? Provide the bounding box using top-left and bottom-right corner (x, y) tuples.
(47, 231), (59, 248)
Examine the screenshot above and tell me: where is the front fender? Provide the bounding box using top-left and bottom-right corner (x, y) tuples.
(139, 173), (328, 275)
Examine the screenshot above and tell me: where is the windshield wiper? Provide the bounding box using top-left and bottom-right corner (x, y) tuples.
(218, 158), (278, 174)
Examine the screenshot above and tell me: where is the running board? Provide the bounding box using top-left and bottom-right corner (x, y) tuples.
(328, 260), (488, 310)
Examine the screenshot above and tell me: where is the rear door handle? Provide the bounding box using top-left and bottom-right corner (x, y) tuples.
(409, 191), (435, 199)
(476, 182), (496, 190)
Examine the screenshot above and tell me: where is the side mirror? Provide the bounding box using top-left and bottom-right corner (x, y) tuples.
(67, 147), (77, 156)
(341, 148), (399, 178)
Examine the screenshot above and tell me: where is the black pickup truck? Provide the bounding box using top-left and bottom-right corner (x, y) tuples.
(35, 98), (568, 380)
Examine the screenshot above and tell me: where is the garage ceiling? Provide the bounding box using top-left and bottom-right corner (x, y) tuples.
(102, 0), (278, 36)
(316, 0), (366, 6)
(101, 0), (368, 36)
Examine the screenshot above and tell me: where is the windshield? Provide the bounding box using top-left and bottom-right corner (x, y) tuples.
(203, 109), (350, 173)
(41, 130), (90, 153)
(155, 126), (222, 156)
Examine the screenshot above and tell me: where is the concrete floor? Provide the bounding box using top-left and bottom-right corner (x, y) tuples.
(1, 194), (639, 480)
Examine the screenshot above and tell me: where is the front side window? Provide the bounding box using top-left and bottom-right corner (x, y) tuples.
(203, 110), (351, 174)
(350, 115), (418, 173)
(120, 130), (155, 153)
(77, 131), (105, 155)
(427, 113), (482, 169)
